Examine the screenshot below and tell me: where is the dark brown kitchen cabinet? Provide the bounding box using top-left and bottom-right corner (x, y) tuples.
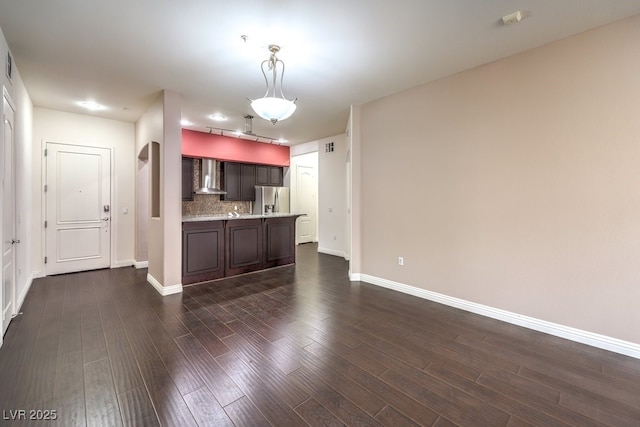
(221, 162), (256, 201)
(263, 216), (296, 268)
(255, 165), (283, 186)
(182, 157), (194, 201)
(182, 214), (302, 284)
(182, 220), (224, 284)
(225, 219), (263, 276)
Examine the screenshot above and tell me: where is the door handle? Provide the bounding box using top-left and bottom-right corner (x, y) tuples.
(102, 217), (110, 221)
(11, 239), (20, 244)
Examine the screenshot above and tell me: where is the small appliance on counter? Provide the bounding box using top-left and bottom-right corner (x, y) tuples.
(253, 186), (290, 215)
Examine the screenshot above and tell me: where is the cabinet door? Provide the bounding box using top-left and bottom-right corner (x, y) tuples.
(269, 166), (283, 186)
(225, 219), (263, 276)
(256, 165), (283, 186)
(182, 221), (225, 284)
(182, 157), (194, 201)
(263, 216), (296, 268)
(221, 162), (241, 201)
(255, 165), (269, 186)
(240, 163), (256, 201)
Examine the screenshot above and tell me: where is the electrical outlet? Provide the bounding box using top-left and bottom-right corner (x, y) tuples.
(398, 256), (404, 266)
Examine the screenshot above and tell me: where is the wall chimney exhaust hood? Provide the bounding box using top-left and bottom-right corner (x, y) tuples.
(195, 158), (227, 195)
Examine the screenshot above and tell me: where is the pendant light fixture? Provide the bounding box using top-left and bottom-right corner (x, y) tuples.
(250, 44), (297, 124)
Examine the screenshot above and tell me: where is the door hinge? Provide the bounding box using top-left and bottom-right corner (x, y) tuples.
(44, 256), (48, 264)
(44, 220), (47, 228)
(44, 148), (47, 156)
(44, 184), (48, 192)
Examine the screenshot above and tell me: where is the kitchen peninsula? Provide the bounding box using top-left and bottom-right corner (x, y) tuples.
(182, 213), (303, 285)
(181, 128), (299, 285)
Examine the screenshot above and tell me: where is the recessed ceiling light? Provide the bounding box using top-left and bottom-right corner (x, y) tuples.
(210, 114), (227, 121)
(79, 101), (105, 111)
(180, 119), (193, 126)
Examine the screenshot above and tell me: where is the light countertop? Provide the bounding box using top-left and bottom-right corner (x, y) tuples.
(183, 213), (304, 222)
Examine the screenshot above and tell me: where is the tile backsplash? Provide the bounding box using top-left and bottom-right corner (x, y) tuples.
(182, 159), (252, 216)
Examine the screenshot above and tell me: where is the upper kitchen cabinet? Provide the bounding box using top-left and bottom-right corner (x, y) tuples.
(255, 165), (283, 186)
(182, 157), (194, 201)
(222, 162), (256, 201)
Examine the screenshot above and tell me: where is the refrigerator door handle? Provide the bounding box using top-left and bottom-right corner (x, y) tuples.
(274, 189), (279, 212)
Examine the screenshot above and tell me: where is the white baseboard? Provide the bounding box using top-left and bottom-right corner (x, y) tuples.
(16, 275), (33, 312)
(112, 259), (136, 268)
(32, 270), (45, 279)
(354, 273), (640, 360)
(146, 273), (182, 296)
(317, 246), (347, 259)
(1, 275), (34, 349)
(134, 260), (148, 269)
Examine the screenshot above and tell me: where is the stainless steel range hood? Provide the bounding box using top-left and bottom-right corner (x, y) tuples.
(195, 158), (227, 195)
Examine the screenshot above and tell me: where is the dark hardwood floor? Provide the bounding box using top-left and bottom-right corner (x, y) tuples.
(1, 243), (640, 426)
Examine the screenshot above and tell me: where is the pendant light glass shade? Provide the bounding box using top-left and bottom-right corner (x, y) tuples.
(250, 45), (297, 124)
(250, 97), (297, 124)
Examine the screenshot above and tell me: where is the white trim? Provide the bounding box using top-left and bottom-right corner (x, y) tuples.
(134, 260), (148, 269)
(40, 139), (46, 277)
(16, 275), (33, 312)
(354, 274), (640, 360)
(317, 246), (347, 259)
(32, 270), (45, 279)
(111, 259), (135, 268)
(1, 275), (34, 350)
(349, 272), (362, 281)
(146, 273), (182, 296)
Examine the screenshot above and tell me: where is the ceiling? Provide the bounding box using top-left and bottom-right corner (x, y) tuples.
(1, 1), (639, 145)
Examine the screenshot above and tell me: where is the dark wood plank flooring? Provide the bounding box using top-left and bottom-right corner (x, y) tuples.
(1, 243), (639, 426)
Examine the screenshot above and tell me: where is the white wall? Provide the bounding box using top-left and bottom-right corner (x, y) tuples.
(135, 90), (182, 294)
(317, 134), (347, 258)
(348, 105), (362, 276)
(356, 15), (640, 351)
(0, 25), (34, 326)
(32, 108), (136, 274)
(291, 134), (348, 257)
(13, 70), (32, 310)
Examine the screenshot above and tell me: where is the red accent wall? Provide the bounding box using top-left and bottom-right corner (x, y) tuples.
(182, 129), (290, 166)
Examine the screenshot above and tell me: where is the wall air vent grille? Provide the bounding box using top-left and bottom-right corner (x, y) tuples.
(325, 142), (334, 153)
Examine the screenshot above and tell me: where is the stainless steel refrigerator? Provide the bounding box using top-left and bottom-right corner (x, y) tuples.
(253, 186), (290, 215)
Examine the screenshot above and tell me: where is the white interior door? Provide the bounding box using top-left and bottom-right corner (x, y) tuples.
(2, 89), (16, 336)
(296, 164), (317, 244)
(45, 143), (111, 275)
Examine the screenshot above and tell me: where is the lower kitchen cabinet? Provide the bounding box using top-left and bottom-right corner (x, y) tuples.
(182, 215), (302, 284)
(263, 216), (296, 268)
(225, 218), (264, 276)
(182, 220), (225, 284)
